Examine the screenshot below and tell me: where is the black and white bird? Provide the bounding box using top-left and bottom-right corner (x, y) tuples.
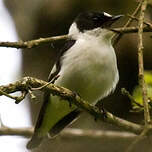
(27, 11), (122, 149)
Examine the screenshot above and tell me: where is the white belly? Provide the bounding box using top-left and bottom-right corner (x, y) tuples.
(55, 38), (119, 104)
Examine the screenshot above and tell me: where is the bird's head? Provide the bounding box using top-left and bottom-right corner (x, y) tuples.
(75, 11), (123, 32)
(69, 11), (123, 40)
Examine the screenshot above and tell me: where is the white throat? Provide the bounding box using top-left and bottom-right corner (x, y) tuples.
(68, 22), (115, 42)
(68, 23), (80, 39)
(56, 22), (119, 103)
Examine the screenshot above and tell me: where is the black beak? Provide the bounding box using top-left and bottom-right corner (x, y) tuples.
(103, 14), (123, 28)
(111, 15), (124, 22)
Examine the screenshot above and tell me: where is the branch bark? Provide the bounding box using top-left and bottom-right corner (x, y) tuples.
(125, 1), (152, 151)
(114, 2), (142, 44)
(0, 127), (136, 140)
(0, 77), (144, 134)
(0, 35), (68, 49)
(137, 0), (150, 125)
(0, 26), (152, 49)
(125, 128), (148, 152)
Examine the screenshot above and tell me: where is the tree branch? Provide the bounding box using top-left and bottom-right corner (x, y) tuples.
(125, 1), (152, 151)
(0, 35), (68, 49)
(0, 127), (136, 140)
(114, 1), (142, 45)
(0, 77), (144, 134)
(127, 14), (152, 28)
(137, 0), (150, 125)
(121, 88), (143, 108)
(0, 26), (152, 49)
(0, 127), (33, 137)
(125, 128), (148, 152)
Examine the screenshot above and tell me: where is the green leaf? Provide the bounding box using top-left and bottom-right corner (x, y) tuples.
(132, 71), (152, 110)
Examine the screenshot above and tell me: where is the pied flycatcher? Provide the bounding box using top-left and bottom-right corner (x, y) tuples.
(27, 11), (122, 149)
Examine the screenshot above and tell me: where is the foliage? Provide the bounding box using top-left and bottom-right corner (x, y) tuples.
(132, 71), (152, 111)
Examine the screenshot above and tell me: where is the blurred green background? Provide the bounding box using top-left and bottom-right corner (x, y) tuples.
(3, 0), (152, 151)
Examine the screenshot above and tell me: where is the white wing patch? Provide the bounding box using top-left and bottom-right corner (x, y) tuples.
(103, 12), (112, 17)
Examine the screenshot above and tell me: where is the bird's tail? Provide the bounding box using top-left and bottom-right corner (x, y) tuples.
(26, 134), (43, 149)
(49, 109), (81, 137)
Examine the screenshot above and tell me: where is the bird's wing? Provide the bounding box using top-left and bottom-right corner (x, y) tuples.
(27, 39), (80, 149)
(48, 39), (76, 81)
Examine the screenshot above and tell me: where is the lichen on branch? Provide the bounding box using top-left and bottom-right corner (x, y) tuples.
(0, 77), (144, 134)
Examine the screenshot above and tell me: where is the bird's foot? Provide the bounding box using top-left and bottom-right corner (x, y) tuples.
(73, 91), (81, 98)
(101, 105), (107, 120)
(94, 103), (107, 121)
(50, 75), (60, 84)
(68, 100), (72, 108)
(69, 91), (81, 108)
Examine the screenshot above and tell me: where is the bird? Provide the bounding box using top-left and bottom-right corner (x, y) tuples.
(27, 11), (122, 149)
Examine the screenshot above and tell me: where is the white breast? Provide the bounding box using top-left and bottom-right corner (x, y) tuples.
(54, 23), (119, 104)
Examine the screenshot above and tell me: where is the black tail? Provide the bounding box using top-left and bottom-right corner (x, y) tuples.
(27, 110), (81, 149)
(26, 92), (50, 149)
(49, 109), (81, 137)
(26, 134), (43, 149)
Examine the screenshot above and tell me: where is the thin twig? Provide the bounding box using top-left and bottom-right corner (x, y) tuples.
(0, 127), (136, 140)
(137, 0), (151, 125)
(0, 35), (68, 49)
(0, 26), (152, 49)
(128, 14), (152, 28)
(125, 1), (152, 151)
(124, 2), (152, 151)
(61, 128), (136, 139)
(114, 2), (142, 45)
(28, 89), (36, 100)
(0, 127), (33, 137)
(124, 2), (142, 27)
(121, 88), (143, 108)
(0, 76), (144, 134)
(15, 91), (27, 104)
(0, 89), (27, 104)
(112, 26), (152, 33)
(0, 89), (18, 100)
(31, 75), (60, 91)
(125, 128), (148, 152)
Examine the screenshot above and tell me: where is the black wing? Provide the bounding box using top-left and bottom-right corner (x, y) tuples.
(27, 39), (76, 149)
(48, 39), (76, 81)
